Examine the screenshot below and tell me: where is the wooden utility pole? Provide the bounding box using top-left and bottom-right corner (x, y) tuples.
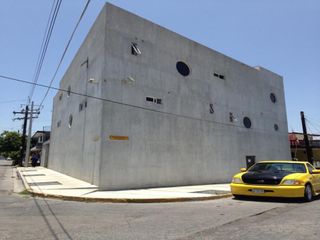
(25, 101), (34, 167)
(13, 102), (40, 167)
(300, 111), (314, 164)
(12, 106), (29, 166)
(20, 106), (28, 166)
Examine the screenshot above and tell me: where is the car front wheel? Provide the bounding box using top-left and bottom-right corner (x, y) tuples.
(304, 184), (313, 202)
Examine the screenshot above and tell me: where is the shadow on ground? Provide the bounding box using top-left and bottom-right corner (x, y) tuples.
(232, 195), (320, 204)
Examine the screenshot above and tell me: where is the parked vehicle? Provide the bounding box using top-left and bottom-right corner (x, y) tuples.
(230, 160), (320, 202)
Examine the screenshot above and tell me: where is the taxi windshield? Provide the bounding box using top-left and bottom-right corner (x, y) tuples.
(248, 162), (306, 173)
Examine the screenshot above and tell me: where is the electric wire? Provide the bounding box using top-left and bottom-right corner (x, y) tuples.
(0, 99), (26, 104)
(39, 0), (92, 107)
(0, 74), (284, 132)
(305, 115), (320, 131)
(28, 0), (62, 102)
(305, 118), (320, 135)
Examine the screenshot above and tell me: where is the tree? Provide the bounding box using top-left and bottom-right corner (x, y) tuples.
(0, 131), (22, 161)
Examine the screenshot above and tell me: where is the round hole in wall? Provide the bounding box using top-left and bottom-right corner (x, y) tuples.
(243, 117), (252, 129)
(270, 93), (277, 103)
(67, 86), (71, 97)
(68, 114), (73, 128)
(274, 124), (279, 131)
(176, 61), (190, 76)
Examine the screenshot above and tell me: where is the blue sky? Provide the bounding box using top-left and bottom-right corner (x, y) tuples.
(0, 0), (319, 134)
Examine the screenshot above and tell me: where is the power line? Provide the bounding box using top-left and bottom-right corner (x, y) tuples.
(29, 0), (62, 102)
(39, 0), (92, 107)
(0, 73), (278, 132)
(305, 118), (320, 134)
(0, 99), (26, 104)
(305, 115), (320, 130)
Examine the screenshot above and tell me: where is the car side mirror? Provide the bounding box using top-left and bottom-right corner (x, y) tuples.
(240, 168), (247, 172)
(311, 170), (320, 174)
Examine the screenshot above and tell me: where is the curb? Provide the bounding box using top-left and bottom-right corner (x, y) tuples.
(29, 191), (233, 203)
(16, 168), (232, 203)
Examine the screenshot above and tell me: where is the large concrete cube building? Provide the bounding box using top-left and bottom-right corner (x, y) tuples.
(48, 3), (291, 190)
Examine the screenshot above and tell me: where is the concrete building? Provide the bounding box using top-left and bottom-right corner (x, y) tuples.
(48, 3), (291, 190)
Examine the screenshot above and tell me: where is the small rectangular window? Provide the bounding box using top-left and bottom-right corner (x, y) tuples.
(213, 72), (225, 80)
(131, 42), (141, 56)
(146, 97), (154, 102)
(146, 97), (162, 105)
(229, 112), (234, 122)
(79, 103), (83, 112)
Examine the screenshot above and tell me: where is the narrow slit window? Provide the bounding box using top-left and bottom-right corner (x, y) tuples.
(67, 86), (71, 97)
(213, 72), (225, 80)
(146, 97), (154, 102)
(131, 42), (141, 55)
(79, 103), (83, 112)
(146, 96), (162, 105)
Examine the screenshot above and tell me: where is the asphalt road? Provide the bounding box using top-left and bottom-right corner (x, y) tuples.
(1, 160), (319, 240)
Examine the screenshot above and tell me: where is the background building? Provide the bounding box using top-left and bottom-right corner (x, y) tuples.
(48, 3), (290, 190)
(289, 132), (320, 167)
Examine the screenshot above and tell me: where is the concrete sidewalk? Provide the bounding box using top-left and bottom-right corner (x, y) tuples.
(17, 167), (231, 203)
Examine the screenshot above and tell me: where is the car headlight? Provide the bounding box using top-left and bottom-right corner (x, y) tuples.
(282, 179), (302, 185)
(232, 177), (243, 184)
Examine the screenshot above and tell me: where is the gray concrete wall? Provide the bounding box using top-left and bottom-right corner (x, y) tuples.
(49, 3), (290, 190)
(99, 4), (290, 190)
(48, 6), (106, 185)
(40, 141), (50, 167)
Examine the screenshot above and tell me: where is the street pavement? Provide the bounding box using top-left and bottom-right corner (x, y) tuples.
(17, 166), (231, 202)
(1, 160), (320, 240)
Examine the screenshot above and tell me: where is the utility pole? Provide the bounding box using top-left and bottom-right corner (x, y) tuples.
(13, 102), (40, 167)
(300, 111), (314, 164)
(12, 107), (28, 166)
(25, 101), (34, 167)
(20, 106), (28, 166)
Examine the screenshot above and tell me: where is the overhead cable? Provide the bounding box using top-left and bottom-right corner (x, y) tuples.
(28, 0), (62, 102)
(39, 0), (92, 107)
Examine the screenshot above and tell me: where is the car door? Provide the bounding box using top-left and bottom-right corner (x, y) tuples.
(307, 163), (320, 192)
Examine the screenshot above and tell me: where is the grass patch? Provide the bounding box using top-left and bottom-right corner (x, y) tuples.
(19, 189), (30, 196)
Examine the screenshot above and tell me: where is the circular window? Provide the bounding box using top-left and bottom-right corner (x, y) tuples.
(68, 114), (73, 128)
(67, 86), (71, 97)
(176, 61), (190, 76)
(243, 117), (252, 128)
(270, 93), (276, 103)
(274, 124), (279, 131)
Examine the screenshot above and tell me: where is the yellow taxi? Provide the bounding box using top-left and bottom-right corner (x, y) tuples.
(230, 160), (320, 201)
